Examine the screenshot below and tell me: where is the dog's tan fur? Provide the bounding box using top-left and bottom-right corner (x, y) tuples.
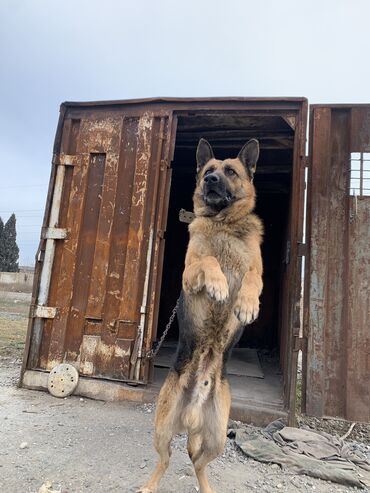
(139, 139), (263, 493)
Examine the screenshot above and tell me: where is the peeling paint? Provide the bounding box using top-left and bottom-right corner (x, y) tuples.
(79, 335), (131, 377)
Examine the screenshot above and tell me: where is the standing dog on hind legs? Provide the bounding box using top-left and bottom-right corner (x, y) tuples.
(138, 138), (263, 493)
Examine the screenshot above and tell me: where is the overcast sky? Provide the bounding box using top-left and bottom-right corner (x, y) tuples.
(0, 0), (369, 265)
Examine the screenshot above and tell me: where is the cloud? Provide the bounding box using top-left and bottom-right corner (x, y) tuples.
(1, 0), (369, 263)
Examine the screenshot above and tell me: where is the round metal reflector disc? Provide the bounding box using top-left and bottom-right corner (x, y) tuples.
(47, 363), (79, 397)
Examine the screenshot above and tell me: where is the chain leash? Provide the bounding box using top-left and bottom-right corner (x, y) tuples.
(145, 296), (180, 360)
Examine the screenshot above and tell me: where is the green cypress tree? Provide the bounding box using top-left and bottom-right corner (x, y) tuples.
(0, 217), (4, 270)
(2, 214), (19, 272)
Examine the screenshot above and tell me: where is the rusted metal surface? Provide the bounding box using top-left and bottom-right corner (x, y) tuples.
(284, 100), (308, 425)
(304, 105), (370, 422)
(64, 96), (307, 108)
(23, 104), (176, 383)
(142, 115), (177, 381)
(22, 98), (307, 397)
(272, 99), (308, 425)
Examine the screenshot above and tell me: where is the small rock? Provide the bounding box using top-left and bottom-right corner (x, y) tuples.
(140, 462), (146, 469)
(38, 481), (61, 493)
(276, 484), (283, 489)
(19, 441), (28, 449)
(183, 465), (193, 476)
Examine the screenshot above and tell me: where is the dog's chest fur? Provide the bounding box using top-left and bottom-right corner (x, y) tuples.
(184, 215), (260, 340)
(209, 229), (248, 289)
(192, 214), (260, 293)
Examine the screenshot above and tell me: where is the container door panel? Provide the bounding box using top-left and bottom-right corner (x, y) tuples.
(304, 105), (370, 421)
(35, 111), (175, 384)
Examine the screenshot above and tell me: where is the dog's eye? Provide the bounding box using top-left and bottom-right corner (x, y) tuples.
(204, 168), (214, 176)
(225, 167), (237, 176)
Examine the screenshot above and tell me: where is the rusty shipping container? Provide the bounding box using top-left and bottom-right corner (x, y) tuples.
(20, 98), (370, 425)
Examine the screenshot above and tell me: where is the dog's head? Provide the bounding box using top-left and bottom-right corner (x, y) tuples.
(193, 138), (259, 219)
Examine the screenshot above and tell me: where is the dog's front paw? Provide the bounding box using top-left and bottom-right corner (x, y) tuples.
(233, 292), (259, 324)
(183, 265), (205, 294)
(136, 488), (153, 493)
(204, 272), (229, 302)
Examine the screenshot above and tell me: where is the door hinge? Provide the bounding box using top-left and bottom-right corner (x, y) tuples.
(41, 227), (69, 240)
(297, 242), (307, 257)
(53, 153), (79, 166)
(294, 336), (307, 352)
(32, 305), (57, 319)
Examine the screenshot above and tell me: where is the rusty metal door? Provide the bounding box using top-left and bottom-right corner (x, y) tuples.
(32, 108), (176, 384)
(304, 105), (370, 421)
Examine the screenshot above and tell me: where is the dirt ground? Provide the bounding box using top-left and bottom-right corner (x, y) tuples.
(0, 290), (368, 493)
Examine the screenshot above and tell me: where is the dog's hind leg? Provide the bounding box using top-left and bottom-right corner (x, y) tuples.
(137, 371), (182, 493)
(188, 433), (215, 493)
(188, 379), (231, 493)
(188, 433), (219, 493)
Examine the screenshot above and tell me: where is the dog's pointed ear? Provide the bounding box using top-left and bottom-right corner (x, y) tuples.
(196, 138), (214, 172)
(237, 139), (260, 176)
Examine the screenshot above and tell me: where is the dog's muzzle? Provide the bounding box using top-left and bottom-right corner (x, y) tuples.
(203, 172), (234, 211)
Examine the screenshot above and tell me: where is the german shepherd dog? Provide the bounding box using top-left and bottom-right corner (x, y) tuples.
(139, 138), (263, 493)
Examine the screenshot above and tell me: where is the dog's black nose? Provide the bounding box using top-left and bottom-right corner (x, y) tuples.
(204, 173), (220, 184)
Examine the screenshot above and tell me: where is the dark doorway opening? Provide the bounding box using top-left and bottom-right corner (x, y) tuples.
(154, 112), (294, 416)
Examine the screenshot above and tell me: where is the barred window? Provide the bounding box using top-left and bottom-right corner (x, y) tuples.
(350, 153), (370, 196)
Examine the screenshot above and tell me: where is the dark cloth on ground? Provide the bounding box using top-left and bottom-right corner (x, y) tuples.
(230, 420), (370, 489)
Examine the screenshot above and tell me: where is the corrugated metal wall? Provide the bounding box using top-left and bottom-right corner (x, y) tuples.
(305, 105), (370, 422)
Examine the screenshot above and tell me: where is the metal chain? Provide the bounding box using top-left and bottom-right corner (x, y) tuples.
(146, 296), (180, 360)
